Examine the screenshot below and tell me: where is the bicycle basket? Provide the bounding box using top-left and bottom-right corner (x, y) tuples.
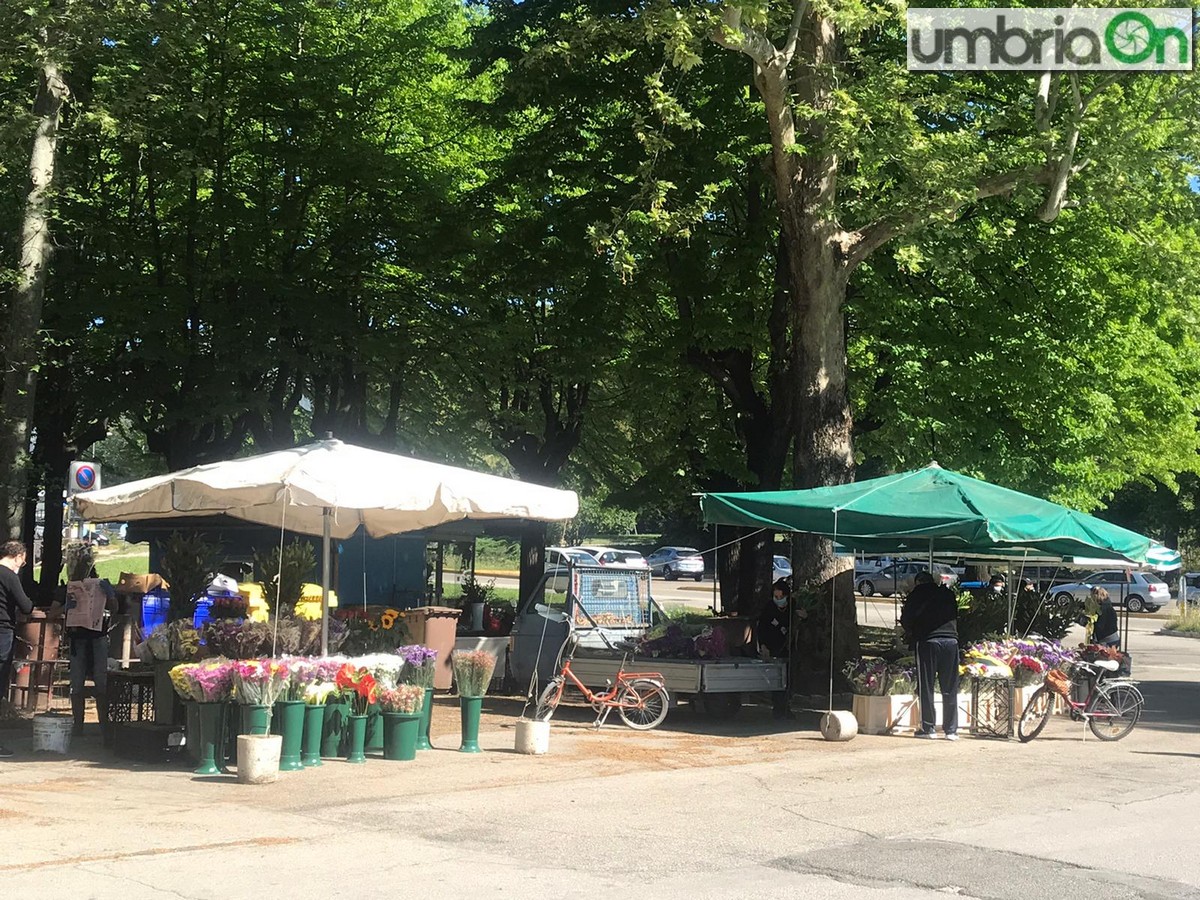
(1045, 668), (1072, 699)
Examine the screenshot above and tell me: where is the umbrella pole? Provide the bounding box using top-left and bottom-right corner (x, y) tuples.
(321, 507), (332, 656)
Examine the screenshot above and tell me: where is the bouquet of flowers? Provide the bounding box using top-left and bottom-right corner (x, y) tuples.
(844, 658), (890, 696)
(351, 653), (405, 690)
(209, 594), (249, 620)
(1009, 654), (1047, 686)
(334, 664), (379, 716)
(397, 645), (437, 689)
(312, 656), (348, 682)
(172, 662), (233, 702)
(377, 684), (425, 715)
(283, 657), (319, 701)
(232, 659), (291, 706)
(304, 682), (339, 705)
(960, 650), (1012, 679)
(887, 663), (917, 694)
(452, 649), (497, 697)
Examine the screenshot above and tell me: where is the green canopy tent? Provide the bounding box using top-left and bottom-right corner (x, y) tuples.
(700, 464), (1152, 564)
(700, 464), (1156, 720)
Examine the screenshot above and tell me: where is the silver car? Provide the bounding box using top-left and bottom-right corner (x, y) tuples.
(646, 546), (705, 581)
(856, 561), (957, 597)
(1049, 570), (1171, 613)
(574, 547), (649, 569)
(773, 555), (792, 583)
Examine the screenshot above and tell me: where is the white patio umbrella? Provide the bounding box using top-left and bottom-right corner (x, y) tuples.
(74, 439), (579, 652)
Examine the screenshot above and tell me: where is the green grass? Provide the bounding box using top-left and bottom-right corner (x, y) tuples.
(34, 544), (150, 584)
(439, 583), (520, 604)
(1164, 606), (1200, 635)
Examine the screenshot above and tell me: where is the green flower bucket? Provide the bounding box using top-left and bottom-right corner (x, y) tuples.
(301, 703), (325, 767)
(321, 699), (349, 758)
(240, 703), (272, 737)
(382, 712), (421, 761)
(459, 696), (483, 753)
(192, 701), (227, 776)
(274, 700), (306, 772)
(416, 687), (434, 751)
(365, 703), (383, 752)
(345, 714), (368, 764)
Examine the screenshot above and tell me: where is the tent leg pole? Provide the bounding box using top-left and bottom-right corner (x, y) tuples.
(321, 507), (331, 656)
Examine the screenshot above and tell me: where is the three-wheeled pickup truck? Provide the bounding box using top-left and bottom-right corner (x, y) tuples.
(507, 566), (786, 718)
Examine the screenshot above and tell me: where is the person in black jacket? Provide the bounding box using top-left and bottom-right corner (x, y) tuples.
(900, 570), (960, 740)
(0, 540), (34, 758)
(757, 580), (794, 719)
(1090, 587), (1120, 648)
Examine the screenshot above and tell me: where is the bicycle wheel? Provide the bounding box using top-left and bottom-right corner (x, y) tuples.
(534, 678), (565, 723)
(617, 679), (670, 731)
(1088, 683), (1142, 741)
(1017, 686), (1054, 742)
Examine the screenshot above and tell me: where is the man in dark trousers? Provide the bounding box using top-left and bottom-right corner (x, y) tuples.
(758, 579), (795, 719)
(901, 570), (960, 740)
(0, 540), (35, 758)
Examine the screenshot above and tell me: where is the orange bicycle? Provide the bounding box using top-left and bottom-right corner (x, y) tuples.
(531, 606), (670, 730)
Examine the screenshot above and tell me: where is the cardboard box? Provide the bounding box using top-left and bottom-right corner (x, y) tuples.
(115, 572), (169, 596)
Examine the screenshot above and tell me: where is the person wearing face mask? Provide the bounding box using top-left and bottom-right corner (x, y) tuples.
(758, 579), (795, 719)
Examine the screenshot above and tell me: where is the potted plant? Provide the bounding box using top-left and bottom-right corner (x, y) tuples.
(377, 685), (425, 761)
(398, 645), (438, 751)
(170, 660), (233, 776)
(334, 664), (378, 764)
(452, 649), (496, 753)
(301, 681), (337, 767)
(458, 575), (493, 633)
(272, 659), (316, 771)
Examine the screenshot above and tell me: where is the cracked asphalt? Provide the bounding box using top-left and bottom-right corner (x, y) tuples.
(2, 615), (1197, 899)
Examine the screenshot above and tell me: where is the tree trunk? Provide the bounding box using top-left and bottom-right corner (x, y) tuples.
(0, 59), (69, 537)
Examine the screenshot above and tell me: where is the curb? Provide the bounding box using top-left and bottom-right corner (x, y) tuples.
(1155, 628), (1200, 640)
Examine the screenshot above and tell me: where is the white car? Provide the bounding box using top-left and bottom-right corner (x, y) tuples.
(1050, 570), (1171, 613)
(574, 547), (649, 569)
(545, 547), (599, 571)
(773, 555), (792, 582)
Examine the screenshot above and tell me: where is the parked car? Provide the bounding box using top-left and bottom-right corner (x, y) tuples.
(1049, 570), (1171, 613)
(772, 555), (792, 583)
(856, 561), (957, 597)
(1184, 573), (1200, 605)
(573, 547), (649, 569)
(645, 546), (705, 581)
(545, 547), (600, 571)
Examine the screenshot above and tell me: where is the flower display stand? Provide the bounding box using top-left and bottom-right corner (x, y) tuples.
(851, 694), (917, 735)
(1011, 684), (1043, 719)
(969, 676), (1014, 738)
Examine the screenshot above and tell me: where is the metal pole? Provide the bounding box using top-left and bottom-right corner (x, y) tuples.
(320, 507), (331, 656)
(712, 524), (718, 613)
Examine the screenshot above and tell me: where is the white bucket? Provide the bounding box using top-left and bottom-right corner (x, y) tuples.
(820, 710), (858, 742)
(514, 718), (550, 755)
(32, 714), (73, 754)
(237, 734), (282, 784)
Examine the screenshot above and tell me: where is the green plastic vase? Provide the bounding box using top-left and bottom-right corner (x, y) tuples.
(345, 714), (368, 764)
(365, 702), (383, 752)
(321, 699), (349, 757)
(192, 701), (227, 776)
(274, 700), (306, 772)
(382, 712), (420, 761)
(459, 696), (483, 753)
(301, 703), (325, 767)
(240, 703), (272, 737)
(416, 687), (434, 751)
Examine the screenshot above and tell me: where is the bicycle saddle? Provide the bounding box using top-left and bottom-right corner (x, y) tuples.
(1092, 659), (1119, 672)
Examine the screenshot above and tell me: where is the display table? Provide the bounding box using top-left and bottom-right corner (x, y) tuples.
(453, 635), (509, 689)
